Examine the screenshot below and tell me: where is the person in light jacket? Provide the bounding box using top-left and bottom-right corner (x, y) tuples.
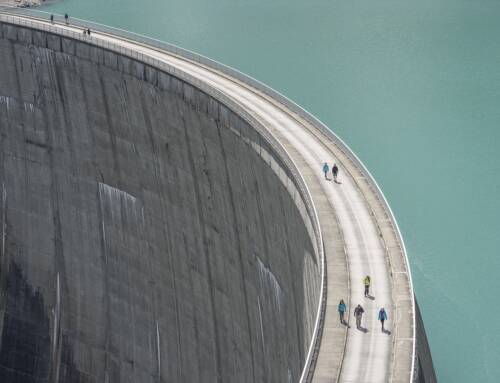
(338, 299), (347, 324)
(322, 162), (329, 179)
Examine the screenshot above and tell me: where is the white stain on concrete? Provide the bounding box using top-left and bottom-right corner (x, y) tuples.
(156, 321), (161, 379)
(24, 102), (34, 113)
(1, 184), (6, 262)
(98, 182), (141, 226)
(0, 95), (35, 113)
(256, 256), (283, 312)
(257, 297), (266, 367)
(0, 95), (11, 110)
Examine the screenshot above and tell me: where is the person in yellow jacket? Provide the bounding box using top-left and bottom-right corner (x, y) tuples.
(363, 275), (371, 297)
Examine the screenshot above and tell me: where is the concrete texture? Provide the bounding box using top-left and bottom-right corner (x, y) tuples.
(0, 22), (322, 382)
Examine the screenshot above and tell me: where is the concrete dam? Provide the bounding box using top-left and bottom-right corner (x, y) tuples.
(0, 10), (436, 383)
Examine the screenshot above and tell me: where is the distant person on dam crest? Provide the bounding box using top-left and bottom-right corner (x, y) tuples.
(323, 162), (329, 179)
(364, 275), (371, 297)
(338, 299), (347, 324)
(378, 307), (388, 332)
(64, 13), (69, 25)
(50, 14), (54, 24)
(354, 304), (364, 329)
(332, 163), (339, 182)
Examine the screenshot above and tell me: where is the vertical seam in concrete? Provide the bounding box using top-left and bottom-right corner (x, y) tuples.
(98, 69), (122, 190)
(139, 86), (167, 383)
(257, 297), (267, 373)
(0, 183), (8, 345)
(252, 170), (273, 380)
(183, 112), (223, 382)
(137, 89), (189, 377)
(51, 272), (61, 383)
(0, 40), (16, 342)
(216, 121), (258, 383)
(278, 183), (304, 375)
(170, 209), (184, 383)
(1, 184), (5, 265)
(181, 231), (202, 380)
(97, 183), (111, 383)
(41, 49), (66, 383)
(156, 321), (161, 381)
(52, 50), (78, 177)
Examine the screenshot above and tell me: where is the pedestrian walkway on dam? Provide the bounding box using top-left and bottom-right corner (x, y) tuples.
(0, 12), (415, 382)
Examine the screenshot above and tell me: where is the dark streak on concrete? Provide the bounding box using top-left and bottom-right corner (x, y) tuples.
(0, 262), (51, 382)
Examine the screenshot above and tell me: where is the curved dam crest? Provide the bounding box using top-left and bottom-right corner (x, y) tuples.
(0, 21), (321, 382)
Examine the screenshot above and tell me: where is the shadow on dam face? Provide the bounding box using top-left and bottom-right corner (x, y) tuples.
(0, 23), (321, 382)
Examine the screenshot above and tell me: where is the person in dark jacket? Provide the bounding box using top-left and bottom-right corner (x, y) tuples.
(338, 299), (347, 324)
(378, 307), (388, 332)
(354, 304), (364, 329)
(50, 14), (54, 24)
(64, 13), (69, 25)
(332, 163), (339, 182)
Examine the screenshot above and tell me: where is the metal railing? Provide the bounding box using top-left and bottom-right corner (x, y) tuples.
(0, 8), (328, 383)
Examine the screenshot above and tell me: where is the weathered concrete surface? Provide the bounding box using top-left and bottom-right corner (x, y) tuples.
(0, 23), (322, 382)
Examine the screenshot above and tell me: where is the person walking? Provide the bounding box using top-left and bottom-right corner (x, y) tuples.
(50, 14), (54, 24)
(354, 304), (364, 329)
(322, 162), (329, 180)
(338, 299), (347, 324)
(363, 275), (371, 297)
(378, 307), (388, 332)
(332, 163), (339, 182)
(87, 28), (91, 36)
(64, 13), (69, 25)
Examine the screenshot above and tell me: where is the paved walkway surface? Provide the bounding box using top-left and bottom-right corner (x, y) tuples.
(0, 13), (415, 382)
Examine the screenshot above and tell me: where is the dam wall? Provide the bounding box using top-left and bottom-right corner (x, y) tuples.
(0, 21), (322, 383)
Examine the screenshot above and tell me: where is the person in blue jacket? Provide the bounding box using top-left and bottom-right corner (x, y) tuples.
(338, 299), (347, 324)
(322, 162), (329, 180)
(378, 307), (388, 332)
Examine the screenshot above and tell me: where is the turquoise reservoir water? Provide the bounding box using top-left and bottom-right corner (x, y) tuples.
(43, 0), (500, 381)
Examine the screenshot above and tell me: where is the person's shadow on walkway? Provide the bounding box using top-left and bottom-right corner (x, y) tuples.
(382, 329), (391, 335)
(357, 326), (368, 333)
(365, 294), (375, 301)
